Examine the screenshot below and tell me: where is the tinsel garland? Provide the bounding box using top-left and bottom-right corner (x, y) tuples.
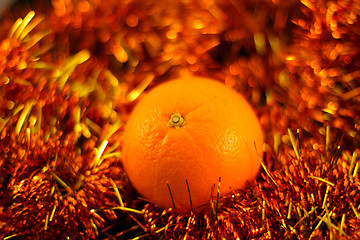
(0, 0), (360, 239)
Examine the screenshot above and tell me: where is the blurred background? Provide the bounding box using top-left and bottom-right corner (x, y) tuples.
(0, 0), (15, 15)
(0, 0), (44, 17)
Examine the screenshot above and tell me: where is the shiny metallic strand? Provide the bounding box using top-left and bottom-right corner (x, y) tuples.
(0, 117), (129, 239)
(277, 0), (360, 141)
(0, 8), (131, 240)
(139, 134), (360, 239)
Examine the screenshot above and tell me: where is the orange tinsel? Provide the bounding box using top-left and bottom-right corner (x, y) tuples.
(1, 0), (360, 239)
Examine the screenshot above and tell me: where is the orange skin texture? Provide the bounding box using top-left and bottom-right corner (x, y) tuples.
(122, 76), (263, 211)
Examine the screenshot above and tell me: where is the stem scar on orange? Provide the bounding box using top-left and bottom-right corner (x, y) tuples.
(122, 76), (264, 212)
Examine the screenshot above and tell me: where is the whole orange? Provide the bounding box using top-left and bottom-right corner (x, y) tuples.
(122, 76), (263, 211)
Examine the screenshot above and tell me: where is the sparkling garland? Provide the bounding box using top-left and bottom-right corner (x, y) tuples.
(1, 0), (360, 239)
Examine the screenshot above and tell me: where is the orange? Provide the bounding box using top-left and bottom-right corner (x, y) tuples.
(122, 76), (263, 211)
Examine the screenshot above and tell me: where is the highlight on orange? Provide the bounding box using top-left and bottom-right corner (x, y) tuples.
(122, 76), (263, 211)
